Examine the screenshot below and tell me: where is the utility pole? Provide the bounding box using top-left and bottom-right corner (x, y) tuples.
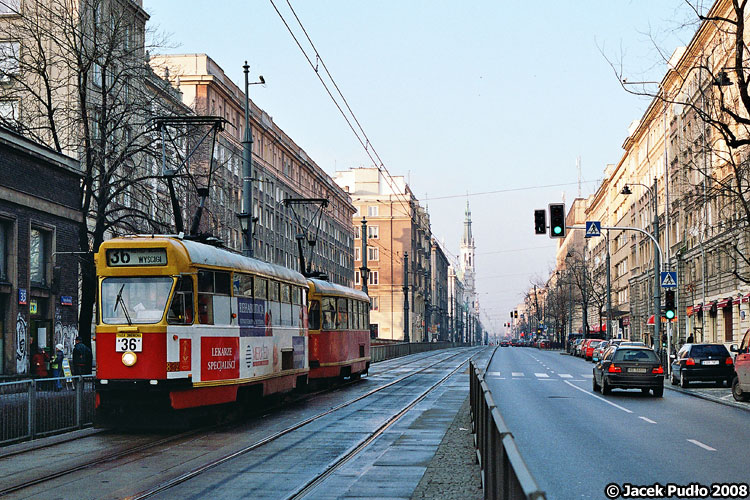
(582, 248), (588, 336)
(606, 231), (612, 340)
(242, 62), (254, 257)
(360, 217), (369, 296)
(652, 177), (662, 354)
(403, 252), (410, 343)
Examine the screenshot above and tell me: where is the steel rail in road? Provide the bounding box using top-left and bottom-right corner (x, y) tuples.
(0, 349), (453, 497)
(127, 347), (480, 500)
(287, 351), (479, 500)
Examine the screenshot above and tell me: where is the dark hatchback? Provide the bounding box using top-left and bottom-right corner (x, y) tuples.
(593, 346), (664, 397)
(670, 343), (734, 388)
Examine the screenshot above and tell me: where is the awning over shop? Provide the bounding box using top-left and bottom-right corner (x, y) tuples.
(717, 298), (732, 308)
(733, 296), (742, 305)
(743, 293), (750, 304)
(591, 324), (607, 333)
(647, 314), (674, 325)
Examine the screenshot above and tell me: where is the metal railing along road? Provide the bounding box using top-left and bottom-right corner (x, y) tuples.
(370, 341), (466, 363)
(0, 376), (96, 446)
(470, 360), (546, 500)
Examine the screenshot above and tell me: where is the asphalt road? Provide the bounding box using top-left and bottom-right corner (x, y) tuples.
(485, 347), (750, 500)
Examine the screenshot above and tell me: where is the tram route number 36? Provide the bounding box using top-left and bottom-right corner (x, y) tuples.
(116, 332), (143, 352)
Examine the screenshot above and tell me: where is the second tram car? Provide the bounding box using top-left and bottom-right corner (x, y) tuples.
(94, 234), (370, 423)
(307, 279), (370, 381)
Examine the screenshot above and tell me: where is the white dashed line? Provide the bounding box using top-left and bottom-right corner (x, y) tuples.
(639, 416), (657, 424)
(486, 371), (502, 377)
(558, 374), (573, 378)
(687, 439), (716, 451)
(512, 372), (524, 377)
(535, 373), (550, 378)
(563, 380), (633, 413)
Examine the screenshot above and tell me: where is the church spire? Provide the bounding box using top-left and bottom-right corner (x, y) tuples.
(462, 200), (472, 245)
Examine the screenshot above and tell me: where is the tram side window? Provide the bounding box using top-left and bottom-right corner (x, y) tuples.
(308, 300), (320, 330)
(254, 278), (267, 328)
(268, 280), (281, 327)
(336, 298), (348, 330)
(348, 299), (354, 330)
(168, 276), (194, 325)
(281, 283), (292, 326)
(291, 286), (302, 327)
(322, 297), (336, 330)
(234, 273), (253, 298)
(356, 301), (362, 330)
(197, 270), (231, 325)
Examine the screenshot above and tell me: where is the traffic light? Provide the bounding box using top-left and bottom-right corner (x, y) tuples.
(514, 311), (518, 318)
(664, 290), (676, 320)
(549, 203), (566, 238)
(534, 209), (546, 235)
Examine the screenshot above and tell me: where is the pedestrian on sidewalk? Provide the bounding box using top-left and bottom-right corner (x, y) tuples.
(31, 347), (50, 378)
(72, 336), (93, 375)
(50, 344), (65, 391)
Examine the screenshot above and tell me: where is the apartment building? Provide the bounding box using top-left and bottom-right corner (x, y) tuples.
(334, 167), (433, 341)
(150, 54), (356, 285)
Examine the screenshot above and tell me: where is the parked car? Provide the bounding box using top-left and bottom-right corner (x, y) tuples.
(573, 339), (584, 356)
(670, 343), (734, 388)
(592, 341), (610, 363)
(731, 329), (750, 401)
(583, 339), (605, 361)
(593, 345), (664, 397)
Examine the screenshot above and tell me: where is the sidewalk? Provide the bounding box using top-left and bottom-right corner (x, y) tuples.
(664, 380), (750, 412)
(411, 397), (483, 500)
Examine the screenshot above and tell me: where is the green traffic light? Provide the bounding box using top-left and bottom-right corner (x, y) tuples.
(553, 226), (562, 234)
(665, 310), (675, 320)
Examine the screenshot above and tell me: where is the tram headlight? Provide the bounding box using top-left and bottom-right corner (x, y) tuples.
(121, 351), (137, 367)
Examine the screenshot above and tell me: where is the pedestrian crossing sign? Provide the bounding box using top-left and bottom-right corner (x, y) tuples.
(660, 271), (677, 288)
(585, 221), (601, 238)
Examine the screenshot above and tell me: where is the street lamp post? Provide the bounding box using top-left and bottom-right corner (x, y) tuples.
(621, 178), (662, 357)
(241, 62), (264, 258)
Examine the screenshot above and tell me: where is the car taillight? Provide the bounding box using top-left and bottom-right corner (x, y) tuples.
(686, 358), (696, 366)
(608, 365), (621, 373)
(652, 366), (664, 374)
(726, 357), (734, 365)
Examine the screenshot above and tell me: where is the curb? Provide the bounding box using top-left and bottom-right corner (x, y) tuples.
(0, 427), (104, 459)
(663, 383), (750, 413)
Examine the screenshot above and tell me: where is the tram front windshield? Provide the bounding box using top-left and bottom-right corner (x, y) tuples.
(101, 277), (174, 324)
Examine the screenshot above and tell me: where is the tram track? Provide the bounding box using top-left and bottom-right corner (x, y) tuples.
(126, 347), (480, 500)
(0, 348), (472, 499)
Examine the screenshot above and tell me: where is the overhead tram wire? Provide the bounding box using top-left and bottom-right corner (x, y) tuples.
(268, 0), (419, 231)
(423, 179), (602, 201)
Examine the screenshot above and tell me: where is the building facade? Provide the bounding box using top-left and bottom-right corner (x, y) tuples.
(0, 127), (82, 375)
(334, 167), (434, 341)
(150, 54), (356, 285)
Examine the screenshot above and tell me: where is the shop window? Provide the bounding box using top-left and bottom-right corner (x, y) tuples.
(29, 228), (49, 286)
(168, 276), (194, 325)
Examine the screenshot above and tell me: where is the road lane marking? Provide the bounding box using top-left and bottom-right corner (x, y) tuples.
(535, 373), (549, 378)
(512, 372), (524, 377)
(486, 371), (502, 377)
(687, 439), (716, 451)
(559, 374), (572, 378)
(639, 416), (657, 424)
(563, 380), (633, 413)
(582, 374), (594, 378)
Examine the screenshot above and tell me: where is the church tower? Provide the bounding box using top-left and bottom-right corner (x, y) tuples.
(460, 200), (476, 311)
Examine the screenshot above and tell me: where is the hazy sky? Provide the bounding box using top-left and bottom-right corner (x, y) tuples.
(147, 0), (697, 335)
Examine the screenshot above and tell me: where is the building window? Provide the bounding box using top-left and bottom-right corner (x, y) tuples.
(354, 270), (360, 285)
(354, 247), (361, 261)
(367, 225), (379, 239)
(368, 246), (379, 261)
(92, 61), (102, 87)
(367, 206), (378, 217)
(0, 41), (19, 82)
(368, 271), (379, 285)
(370, 296), (379, 311)
(29, 228), (48, 286)
(0, 99), (18, 124)
(354, 225), (361, 239)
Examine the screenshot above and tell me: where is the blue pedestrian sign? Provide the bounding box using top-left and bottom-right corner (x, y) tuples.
(660, 271), (677, 288)
(585, 221), (601, 238)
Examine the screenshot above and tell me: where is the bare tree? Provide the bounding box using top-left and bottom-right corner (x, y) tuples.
(0, 0), (187, 343)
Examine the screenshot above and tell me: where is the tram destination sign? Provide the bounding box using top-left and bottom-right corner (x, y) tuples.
(107, 248), (168, 267)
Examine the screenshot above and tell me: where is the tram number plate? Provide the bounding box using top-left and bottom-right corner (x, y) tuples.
(629, 368), (647, 373)
(116, 333), (142, 352)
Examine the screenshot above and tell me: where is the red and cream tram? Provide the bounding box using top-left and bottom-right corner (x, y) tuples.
(307, 279), (371, 381)
(95, 235), (310, 421)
